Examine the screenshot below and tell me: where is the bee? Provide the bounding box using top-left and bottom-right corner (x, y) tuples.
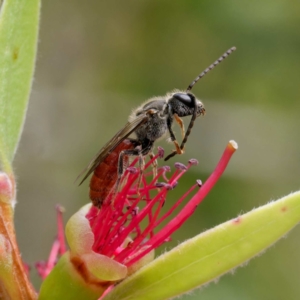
(78, 47), (236, 207)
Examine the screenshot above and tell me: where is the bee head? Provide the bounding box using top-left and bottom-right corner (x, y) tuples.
(169, 92), (205, 118)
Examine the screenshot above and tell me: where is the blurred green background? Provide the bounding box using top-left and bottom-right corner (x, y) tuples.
(14, 1), (300, 299)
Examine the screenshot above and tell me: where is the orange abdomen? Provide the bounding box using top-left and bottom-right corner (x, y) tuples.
(89, 139), (134, 207)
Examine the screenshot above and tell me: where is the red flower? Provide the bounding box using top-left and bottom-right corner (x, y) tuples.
(85, 141), (237, 269)
(38, 141), (237, 283)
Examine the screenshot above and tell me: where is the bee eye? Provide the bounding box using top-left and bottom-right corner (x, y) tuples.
(173, 93), (194, 107)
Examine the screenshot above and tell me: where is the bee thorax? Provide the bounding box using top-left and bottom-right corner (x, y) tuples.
(134, 113), (168, 142)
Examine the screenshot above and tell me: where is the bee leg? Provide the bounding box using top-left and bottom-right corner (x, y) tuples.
(113, 148), (143, 203)
(174, 113), (185, 139)
(149, 151), (157, 180)
(167, 118), (184, 155)
(136, 154), (145, 196)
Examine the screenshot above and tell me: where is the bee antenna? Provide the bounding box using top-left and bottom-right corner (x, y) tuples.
(186, 46), (236, 92)
(164, 47), (237, 161)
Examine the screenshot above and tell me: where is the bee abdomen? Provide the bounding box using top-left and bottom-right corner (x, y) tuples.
(89, 139), (134, 207)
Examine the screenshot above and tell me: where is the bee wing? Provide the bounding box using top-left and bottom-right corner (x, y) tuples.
(76, 112), (150, 185)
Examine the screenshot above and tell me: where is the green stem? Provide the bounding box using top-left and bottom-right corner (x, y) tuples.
(0, 198), (37, 299)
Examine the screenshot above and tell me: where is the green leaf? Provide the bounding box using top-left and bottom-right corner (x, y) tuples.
(103, 191), (300, 300)
(0, 0), (40, 172)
